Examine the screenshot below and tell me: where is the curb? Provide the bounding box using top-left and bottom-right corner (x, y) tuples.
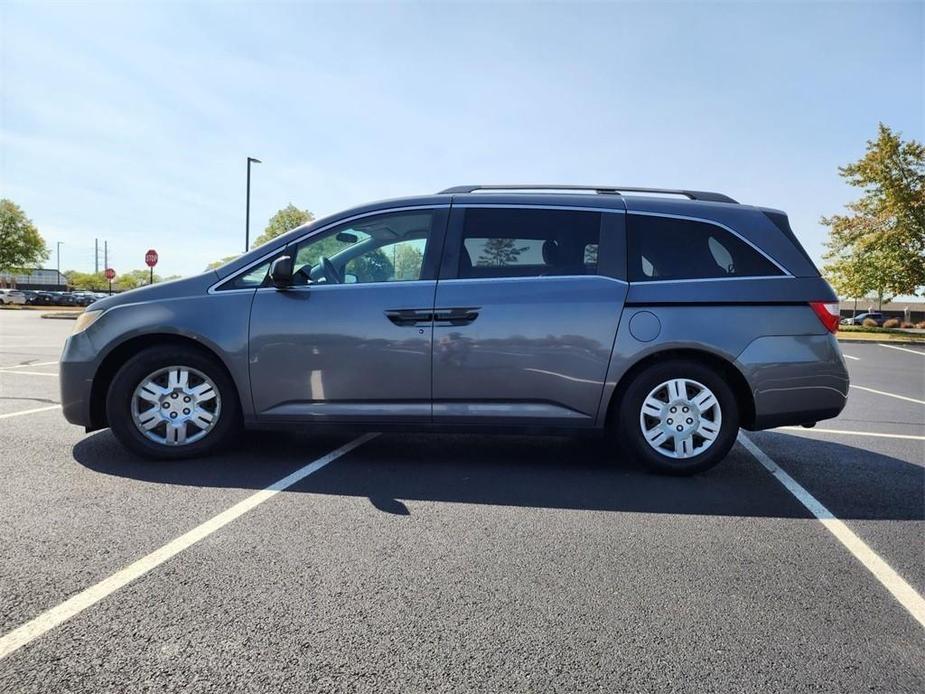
(837, 337), (925, 346)
(0, 306), (83, 312)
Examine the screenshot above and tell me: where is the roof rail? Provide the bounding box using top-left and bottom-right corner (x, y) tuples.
(438, 184), (738, 204)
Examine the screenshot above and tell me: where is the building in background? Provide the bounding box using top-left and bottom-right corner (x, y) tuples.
(0, 268), (68, 291)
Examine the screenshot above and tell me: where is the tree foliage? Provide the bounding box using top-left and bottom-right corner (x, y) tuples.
(252, 204), (315, 249)
(205, 255), (241, 271)
(65, 268), (178, 291)
(0, 199), (49, 273)
(113, 269), (162, 291)
(65, 270), (108, 290)
(298, 235), (351, 269)
(822, 123), (925, 300)
(476, 238), (528, 266)
(392, 243), (424, 280)
(349, 249), (393, 283)
(207, 201), (315, 267)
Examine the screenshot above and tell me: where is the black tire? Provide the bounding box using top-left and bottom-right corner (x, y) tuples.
(106, 345), (240, 460)
(616, 359), (739, 475)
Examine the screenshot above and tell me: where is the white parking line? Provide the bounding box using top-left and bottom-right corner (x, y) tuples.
(0, 361), (58, 370)
(0, 405), (62, 419)
(0, 432), (377, 660)
(0, 370), (58, 377)
(879, 343), (925, 356)
(850, 385), (925, 406)
(842, 354), (861, 361)
(778, 426), (925, 441)
(738, 432), (925, 629)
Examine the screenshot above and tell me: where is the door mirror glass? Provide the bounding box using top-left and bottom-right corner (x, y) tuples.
(269, 255), (294, 289)
(344, 273), (358, 284)
(335, 232), (359, 244)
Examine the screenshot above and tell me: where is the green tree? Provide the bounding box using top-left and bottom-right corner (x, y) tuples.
(297, 236), (349, 268)
(112, 269), (164, 291)
(65, 270), (108, 291)
(822, 123), (925, 300)
(0, 199), (49, 273)
(349, 249), (394, 283)
(392, 243), (424, 280)
(476, 238), (528, 266)
(206, 255), (240, 271)
(824, 248), (895, 310)
(251, 204), (315, 249)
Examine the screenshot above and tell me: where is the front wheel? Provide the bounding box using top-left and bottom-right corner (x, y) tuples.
(106, 346), (240, 460)
(616, 360), (739, 475)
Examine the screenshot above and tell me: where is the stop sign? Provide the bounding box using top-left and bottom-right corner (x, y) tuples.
(145, 249), (158, 268)
(104, 268), (116, 280)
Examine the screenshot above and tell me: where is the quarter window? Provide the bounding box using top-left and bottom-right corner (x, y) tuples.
(457, 208), (602, 279)
(627, 215), (783, 281)
(227, 261), (271, 289)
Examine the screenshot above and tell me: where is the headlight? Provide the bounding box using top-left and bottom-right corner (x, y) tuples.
(72, 309), (104, 335)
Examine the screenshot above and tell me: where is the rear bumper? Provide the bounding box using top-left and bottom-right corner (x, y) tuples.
(737, 333), (849, 430)
(59, 333), (98, 429)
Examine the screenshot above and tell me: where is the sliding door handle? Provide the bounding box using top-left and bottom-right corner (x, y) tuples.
(385, 309), (432, 326)
(433, 307), (480, 326)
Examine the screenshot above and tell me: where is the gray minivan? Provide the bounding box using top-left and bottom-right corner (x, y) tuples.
(60, 185), (849, 474)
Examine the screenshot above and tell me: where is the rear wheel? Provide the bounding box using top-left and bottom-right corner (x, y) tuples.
(616, 359), (739, 475)
(106, 346), (240, 459)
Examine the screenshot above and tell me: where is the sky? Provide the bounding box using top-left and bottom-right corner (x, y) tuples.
(1, 1), (922, 281)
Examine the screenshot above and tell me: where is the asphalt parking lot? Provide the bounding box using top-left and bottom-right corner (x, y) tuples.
(0, 309), (922, 693)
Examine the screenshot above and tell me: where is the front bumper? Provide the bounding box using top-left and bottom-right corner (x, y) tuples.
(738, 333), (850, 430)
(59, 332), (99, 429)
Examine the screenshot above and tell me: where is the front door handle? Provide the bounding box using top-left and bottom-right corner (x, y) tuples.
(433, 307), (480, 326)
(385, 309), (432, 326)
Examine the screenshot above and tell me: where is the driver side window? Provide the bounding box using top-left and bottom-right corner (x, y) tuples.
(291, 229), (371, 286)
(290, 211), (435, 286)
(345, 238), (427, 283)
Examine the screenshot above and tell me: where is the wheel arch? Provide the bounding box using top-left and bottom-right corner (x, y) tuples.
(605, 348), (755, 430)
(89, 333), (243, 431)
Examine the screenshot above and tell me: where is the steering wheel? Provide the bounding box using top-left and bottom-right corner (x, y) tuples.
(320, 256), (343, 285)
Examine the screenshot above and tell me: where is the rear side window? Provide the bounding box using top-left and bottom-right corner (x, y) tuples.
(458, 208), (602, 279)
(627, 214), (783, 281)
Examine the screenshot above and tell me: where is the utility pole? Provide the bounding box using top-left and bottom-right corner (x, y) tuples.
(245, 156), (261, 252)
(56, 242), (63, 283)
(104, 241), (108, 273)
(94, 238), (99, 273)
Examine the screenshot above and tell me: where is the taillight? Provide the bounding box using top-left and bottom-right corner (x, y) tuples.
(810, 301), (840, 334)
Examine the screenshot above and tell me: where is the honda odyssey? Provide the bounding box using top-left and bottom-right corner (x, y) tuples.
(60, 185), (849, 474)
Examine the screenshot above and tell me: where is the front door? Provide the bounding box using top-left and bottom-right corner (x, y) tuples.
(249, 207), (448, 423)
(432, 205), (628, 426)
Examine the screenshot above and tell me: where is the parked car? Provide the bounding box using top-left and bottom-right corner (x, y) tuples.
(71, 292), (98, 307)
(53, 292), (78, 306)
(840, 312), (885, 326)
(28, 291), (57, 306)
(60, 185), (848, 474)
(0, 289), (27, 305)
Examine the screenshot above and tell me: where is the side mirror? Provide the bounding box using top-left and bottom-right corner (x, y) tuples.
(269, 255), (293, 289)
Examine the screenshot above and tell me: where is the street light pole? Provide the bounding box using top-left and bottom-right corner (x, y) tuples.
(56, 242), (64, 285)
(245, 156), (261, 252)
